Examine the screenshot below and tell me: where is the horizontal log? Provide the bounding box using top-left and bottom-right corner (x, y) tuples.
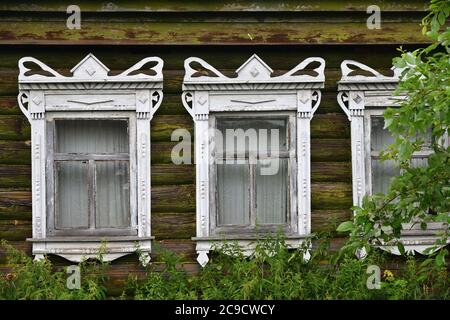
(0, 180), (352, 218)
(0, 115), (30, 140)
(0, 44), (414, 70)
(0, 164), (194, 188)
(151, 115), (193, 142)
(0, 20), (428, 45)
(152, 164), (195, 185)
(0, 1), (429, 12)
(311, 162), (351, 182)
(311, 114), (349, 139)
(311, 138), (351, 162)
(152, 212), (195, 239)
(0, 160), (349, 192)
(154, 138), (351, 164)
(0, 140), (31, 165)
(0, 165), (31, 188)
(0, 68), (404, 95)
(151, 185), (196, 213)
(311, 182), (353, 210)
(0, 205), (31, 220)
(0, 190), (31, 207)
(311, 209), (352, 233)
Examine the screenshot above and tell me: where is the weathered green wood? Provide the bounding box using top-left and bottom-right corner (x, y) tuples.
(0, 165), (31, 188)
(0, 1), (429, 12)
(0, 161), (349, 191)
(311, 162), (351, 182)
(311, 209), (352, 232)
(311, 182), (353, 210)
(152, 212), (195, 239)
(311, 114), (349, 139)
(0, 20), (428, 45)
(0, 205), (31, 220)
(0, 115), (30, 140)
(311, 139), (351, 162)
(152, 165), (195, 186)
(0, 181), (352, 214)
(0, 138), (351, 166)
(151, 185), (196, 213)
(0, 140), (31, 165)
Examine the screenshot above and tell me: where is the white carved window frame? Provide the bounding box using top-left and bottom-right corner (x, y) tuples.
(181, 54), (325, 266)
(17, 53), (163, 264)
(337, 60), (449, 256)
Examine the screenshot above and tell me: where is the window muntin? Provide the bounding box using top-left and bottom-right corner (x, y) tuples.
(49, 117), (136, 236)
(211, 114), (294, 234)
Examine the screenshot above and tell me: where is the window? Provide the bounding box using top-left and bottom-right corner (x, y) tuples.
(337, 60), (448, 255)
(48, 117), (135, 236)
(211, 114), (296, 234)
(182, 54), (325, 266)
(17, 54), (163, 264)
(365, 111), (433, 195)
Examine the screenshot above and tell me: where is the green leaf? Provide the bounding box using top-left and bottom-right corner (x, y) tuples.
(397, 242), (406, 256)
(336, 221), (354, 233)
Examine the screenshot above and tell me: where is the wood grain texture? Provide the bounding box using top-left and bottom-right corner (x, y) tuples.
(0, 1), (429, 12)
(0, 20), (428, 46)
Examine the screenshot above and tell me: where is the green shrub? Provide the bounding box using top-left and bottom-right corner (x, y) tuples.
(1, 237), (448, 300)
(0, 240), (109, 300)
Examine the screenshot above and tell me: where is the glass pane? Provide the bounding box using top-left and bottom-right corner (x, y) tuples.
(371, 117), (433, 151)
(96, 161), (130, 228)
(371, 117), (394, 152)
(411, 157), (428, 168)
(256, 159), (288, 225)
(55, 161), (89, 229)
(217, 163), (250, 226)
(56, 120), (129, 153)
(372, 159), (400, 194)
(217, 118), (287, 156)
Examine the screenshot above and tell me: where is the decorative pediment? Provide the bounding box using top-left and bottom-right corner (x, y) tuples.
(235, 54), (273, 80)
(338, 60), (403, 91)
(18, 53), (163, 88)
(70, 53), (110, 79)
(183, 55), (325, 90)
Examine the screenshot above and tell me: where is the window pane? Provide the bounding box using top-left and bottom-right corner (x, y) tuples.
(411, 157), (428, 168)
(217, 118), (287, 155)
(371, 117), (394, 151)
(217, 163), (250, 226)
(96, 161), (130, 228)
(56, 120), (129, 153)
(371, 117), (433, 151)
(256, 159), (288, 224)
(55, 161), (89, 229)
(372, 159), (400, 194)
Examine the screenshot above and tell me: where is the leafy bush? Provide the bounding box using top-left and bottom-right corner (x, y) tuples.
(124, 235), (449, 300)
(1, 236), (448, 300)
(0, 240), (109, 300)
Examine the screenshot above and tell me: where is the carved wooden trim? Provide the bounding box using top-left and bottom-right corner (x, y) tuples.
(337, 60), (448, 255)
(182, 54), (325, 266)
(18, 53), (164, 264)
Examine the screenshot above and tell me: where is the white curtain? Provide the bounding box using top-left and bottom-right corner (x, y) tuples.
(56, 120), (129, 153)
(256, 159), (287, 224)
(96, 161), (130, 228)
(55, 120), (130, 230)
(56, 161), (89, 228)
(217, 163), (250, 225)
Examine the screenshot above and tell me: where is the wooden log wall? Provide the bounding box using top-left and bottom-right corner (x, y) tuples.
(0, 1), (430, 295)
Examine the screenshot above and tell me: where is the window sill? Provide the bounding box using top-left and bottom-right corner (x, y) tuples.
(27, 236), (153, 264)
